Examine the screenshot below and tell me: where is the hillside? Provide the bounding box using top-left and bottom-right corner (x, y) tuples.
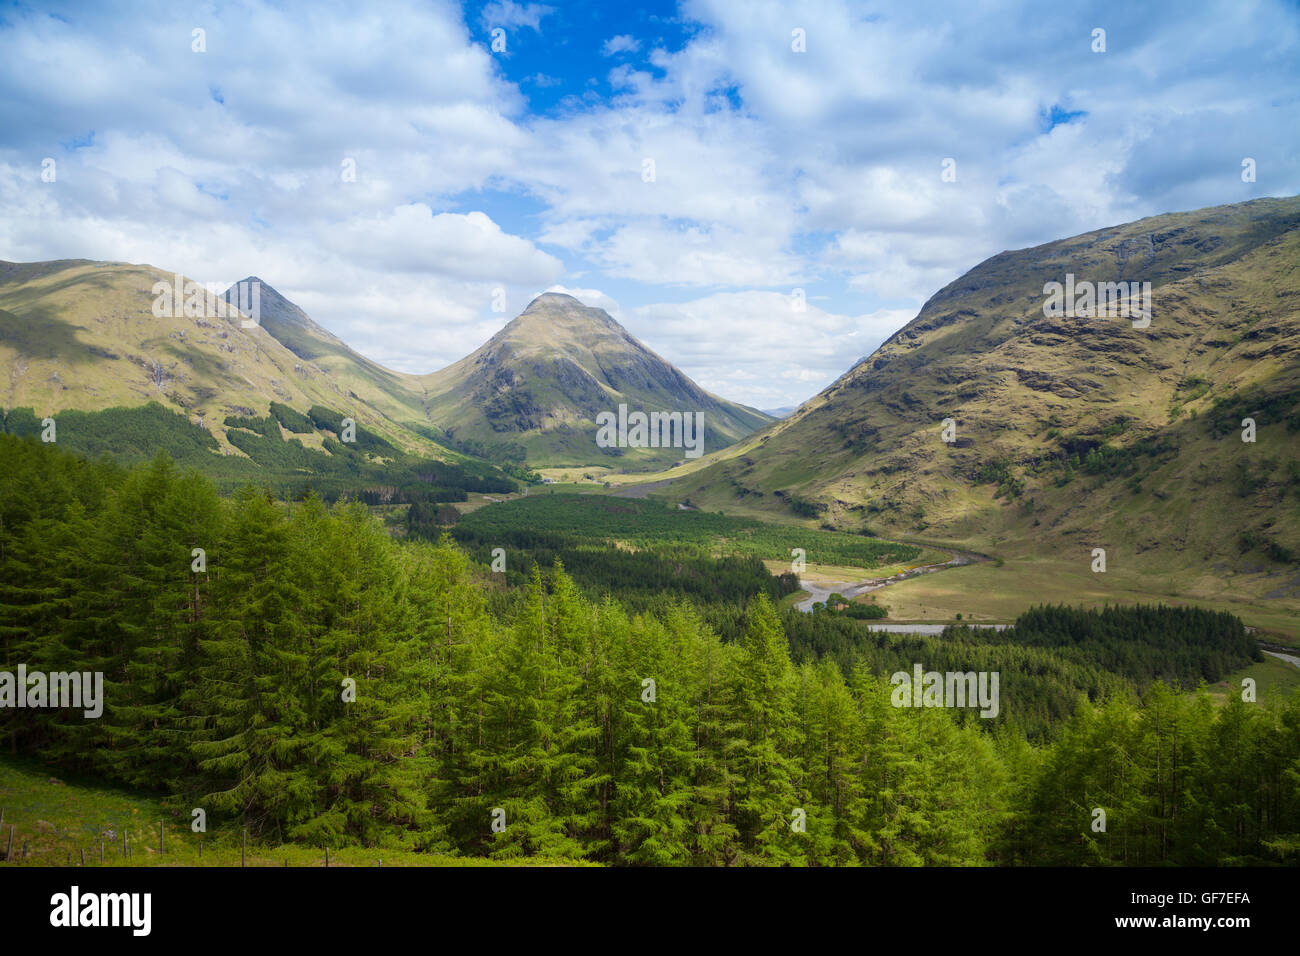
(222, 275), (431, 430)
(666, 196), (1300, 609)
(0, 259), (447, 459)
(417, 292), (771, 466)
(0, 264), (767, 475)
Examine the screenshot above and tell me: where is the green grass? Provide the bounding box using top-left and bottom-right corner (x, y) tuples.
(1205, 655), (1300, 705)
(0, 757), (594, 868)
(880, 555), (1300, 634)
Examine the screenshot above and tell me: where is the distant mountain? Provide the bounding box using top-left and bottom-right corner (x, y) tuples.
(763, 406), (797, 419)
(417, 292), (771, 466)
(0, 259), (448, 461)
(0, 264), (768, 473)
(219, 277), (425, 428)
(672, 196), (1300, 580)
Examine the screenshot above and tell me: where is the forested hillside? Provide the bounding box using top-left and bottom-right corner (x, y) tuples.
(1, 435), (1297, 866)
(0, 401), (515, 500)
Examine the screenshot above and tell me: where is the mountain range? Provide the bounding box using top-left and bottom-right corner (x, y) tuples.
(0, 265), (767, 469)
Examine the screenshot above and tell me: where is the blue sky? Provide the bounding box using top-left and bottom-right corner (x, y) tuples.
(1, 0), (1297, 409)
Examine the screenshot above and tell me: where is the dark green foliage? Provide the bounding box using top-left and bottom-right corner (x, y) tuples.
(1046, 427), (1177, 488)
(307, 404), (398, 455)
(268, 401), (313, 433)
(2, 402), (221, 463)
(783, 604), (1258, 741)
(842, 602), (887, 620)
(1, 437), (1295, 867)
(1207, 381), (1300, 437)
(0, 406), (43, 437)
(407, 499), (460, 536)
(454, 493), (921, 568)
(0, 403), (516, 503)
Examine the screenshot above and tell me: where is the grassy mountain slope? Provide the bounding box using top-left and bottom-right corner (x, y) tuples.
(417, 292), (771, 467)
(223, 275), (433, 430)
(0, 264), (767, 475)
(0, 259), (453, 460)
(667, 196), (1300, 611)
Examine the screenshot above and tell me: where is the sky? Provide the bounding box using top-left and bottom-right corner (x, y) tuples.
(0, 0), (1297, 411)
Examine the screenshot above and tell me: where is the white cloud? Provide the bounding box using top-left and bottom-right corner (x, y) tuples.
(625, 291), (914, 407)
(602, 34), (641, 56)
(480, 1), (554, 32)
(323, 206), (562, 283)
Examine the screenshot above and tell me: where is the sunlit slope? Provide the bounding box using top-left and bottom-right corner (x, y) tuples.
(0, 259), (451, 458)
(417, 292), (771, 467)
(223, 275), (431, 429)
(671, 196), (1300, 588)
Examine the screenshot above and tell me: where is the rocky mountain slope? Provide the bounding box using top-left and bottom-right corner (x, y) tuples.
(670, 196), (1300, 588)
(417, 292), (770, 466)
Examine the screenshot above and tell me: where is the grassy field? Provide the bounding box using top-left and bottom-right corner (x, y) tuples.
(761, 555), (950, 584)
(0, 758), (593, 868)
(1204, 654), (1300, 705)
(876, 555), (1300, 634)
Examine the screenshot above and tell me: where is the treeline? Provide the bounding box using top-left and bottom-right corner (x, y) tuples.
(445, 523), (801, 636)
(783, 605), (1257, 740)
(1, 437), (1297, 865)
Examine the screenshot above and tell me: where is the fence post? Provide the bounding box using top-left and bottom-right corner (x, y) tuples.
(325, 847), (330, 868)
(160, 820), (164, 856)
(241, 828), (246, 868)
(100, 841), (104, 864)
(22, 841), (28, 860)
(5, 824), (12, 862)
(80, 848), (85, 866)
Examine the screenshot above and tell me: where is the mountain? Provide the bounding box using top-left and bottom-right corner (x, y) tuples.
(0, 259), (450, 460)
(417, 292), (771, 466)
(0, 263), (769, 474)
(221, 276), (428, 428)
(669, 196), (1300, 584)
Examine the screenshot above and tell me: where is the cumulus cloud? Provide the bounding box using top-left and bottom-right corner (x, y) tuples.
(602, 34), (641, 56)
(625, 292), (914, 408)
